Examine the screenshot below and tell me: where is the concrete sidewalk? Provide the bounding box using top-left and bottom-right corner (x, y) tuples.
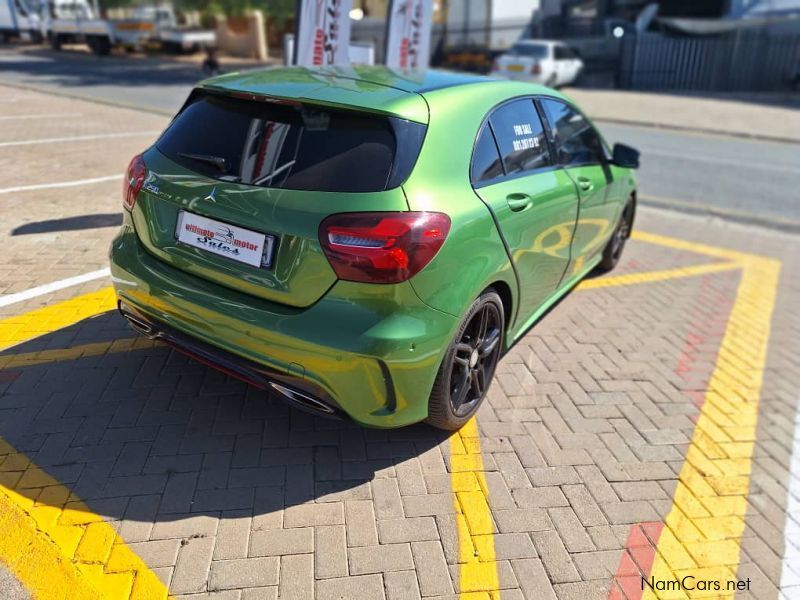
(566, 87), (800, 143)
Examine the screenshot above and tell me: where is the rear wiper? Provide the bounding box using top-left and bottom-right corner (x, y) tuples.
(177, 153), (227, 173)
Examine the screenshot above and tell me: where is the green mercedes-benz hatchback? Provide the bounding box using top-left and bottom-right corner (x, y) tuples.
(110, 66), (638, 430)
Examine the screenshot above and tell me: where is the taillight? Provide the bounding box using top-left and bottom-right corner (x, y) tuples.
(319, 212), (451, 284)
(123, 154), (147, 211)
(530, 62), (541, 75)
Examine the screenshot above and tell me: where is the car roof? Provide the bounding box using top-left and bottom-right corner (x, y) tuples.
(199, 66), (566, 124)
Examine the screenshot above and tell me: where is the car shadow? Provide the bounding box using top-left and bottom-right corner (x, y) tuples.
(0, 309), (449, 528)
(12, 213), (123, 235)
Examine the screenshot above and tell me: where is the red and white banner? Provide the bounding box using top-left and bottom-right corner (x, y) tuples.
(294, 0), (353, 66)
(384, 0), (433, 69)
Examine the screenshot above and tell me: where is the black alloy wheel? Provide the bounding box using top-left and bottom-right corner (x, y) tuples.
(426, 290), (504, 430)
(600, 198), (634, 271)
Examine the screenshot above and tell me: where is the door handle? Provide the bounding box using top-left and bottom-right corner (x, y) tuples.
(577, 176), (594, 192)
(506, 193), (533, 212)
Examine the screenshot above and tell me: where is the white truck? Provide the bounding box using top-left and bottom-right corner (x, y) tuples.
(45, 0), (214, 55)
(45, 0), (156, 55)
(130, 4), (215, 54)
(0, 0), (44, 43)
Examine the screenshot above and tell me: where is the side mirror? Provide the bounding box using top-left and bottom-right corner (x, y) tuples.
(611, 143), (640, 169)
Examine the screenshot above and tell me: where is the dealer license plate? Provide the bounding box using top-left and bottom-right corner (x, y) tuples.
(176, 211), (274, 268)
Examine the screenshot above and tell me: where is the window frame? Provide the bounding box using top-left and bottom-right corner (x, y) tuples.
(535, 96), (611, 169)
(469, 95), (560, 190)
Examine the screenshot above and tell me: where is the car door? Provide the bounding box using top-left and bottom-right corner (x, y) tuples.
(471, 98), (580, 327)
(539, 97), (616, 275)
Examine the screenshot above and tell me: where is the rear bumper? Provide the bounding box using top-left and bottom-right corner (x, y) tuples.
(118, 301), (345, 419)
(109, 224), (458, 428)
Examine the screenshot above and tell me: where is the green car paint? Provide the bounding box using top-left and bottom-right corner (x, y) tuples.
(109, 66), (637, 428)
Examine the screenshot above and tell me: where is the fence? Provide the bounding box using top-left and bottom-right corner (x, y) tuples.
(619, 31), (800, 91)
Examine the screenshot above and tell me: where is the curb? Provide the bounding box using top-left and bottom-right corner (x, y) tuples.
(594, 116), (800, 145)
(640, 194), (800, 234)
(3, 73), (798, 146)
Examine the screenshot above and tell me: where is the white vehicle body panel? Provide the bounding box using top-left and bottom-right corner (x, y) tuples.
(158, 28), (215, 48)
(2, 0), (41, 35)
(491, 40), (584, 87)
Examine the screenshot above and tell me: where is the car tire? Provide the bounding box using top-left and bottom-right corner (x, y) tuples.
(599, 197), (634, 271)
(426, 290), (504, 431)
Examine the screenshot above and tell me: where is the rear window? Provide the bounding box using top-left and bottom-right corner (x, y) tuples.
(509, 44), (549, 59)
(156, 92), (425, 193)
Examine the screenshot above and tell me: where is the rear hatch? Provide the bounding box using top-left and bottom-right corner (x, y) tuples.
(132, 80), (427, 308)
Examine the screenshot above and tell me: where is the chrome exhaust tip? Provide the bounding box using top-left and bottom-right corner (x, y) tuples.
(269, 382), (336, 415)
(119, 303), (155, 338)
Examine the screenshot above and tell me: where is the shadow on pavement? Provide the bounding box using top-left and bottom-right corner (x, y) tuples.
(12, 213), (123, 235)
(0, 309), (448, 526)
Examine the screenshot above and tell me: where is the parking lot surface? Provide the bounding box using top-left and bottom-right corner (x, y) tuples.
(1, 84), (800, 600)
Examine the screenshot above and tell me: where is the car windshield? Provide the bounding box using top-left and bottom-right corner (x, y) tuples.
(508, 44), (549, 59)
(156, 92), (425, 193)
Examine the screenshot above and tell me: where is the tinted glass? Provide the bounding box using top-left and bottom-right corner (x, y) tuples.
(157, 93), (422, 193)
(540, 98), (606, 166)
(489, 99), (551, 176)
(471, 125), (504, 184)
(509, 43), (549, 59)
(554, 46), (568, 59)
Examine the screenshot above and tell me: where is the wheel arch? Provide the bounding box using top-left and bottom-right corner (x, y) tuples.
(484, 280), (513, 342)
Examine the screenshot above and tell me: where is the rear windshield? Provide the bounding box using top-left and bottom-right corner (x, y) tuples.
(156, 92), (425, 193)
(509, 44), (549, 59)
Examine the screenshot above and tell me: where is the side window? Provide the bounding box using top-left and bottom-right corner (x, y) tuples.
(489, 99), (551, 176)
(540, 98), (606, 166)
(471, 125), (504, 184)
(554, 46), (567, 60)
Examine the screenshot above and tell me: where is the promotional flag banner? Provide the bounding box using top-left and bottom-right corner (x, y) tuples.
(384, 0), (433, 69)
(295, 0), (353, 66)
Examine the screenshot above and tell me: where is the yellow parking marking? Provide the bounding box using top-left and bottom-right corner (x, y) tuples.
(0, 439), (169, 599)
(0, 338), (157, 371)
(0, 287), (117, 351)
(631, 231), (747, 262)
(0, 230), (780, 599)
(577, 261), (740, 290)
(624, 234), (781, 599)
(451, 417), (500, 598)
(0, 269), (111, 309)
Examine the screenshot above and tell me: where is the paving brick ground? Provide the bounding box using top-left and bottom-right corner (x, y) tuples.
(1, 85), (800, 599)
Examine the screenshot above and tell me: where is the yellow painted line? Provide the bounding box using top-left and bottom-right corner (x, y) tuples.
(577, 261), (740, 290)
(1, 286), (167, 598)
(451, 417), (500, 598)
(0, 338), (157, 371)
(0, 438), (169, 599)
(0, 232), (780, 600)
(631, 231), (750, 262)
(0, 287), (117, 351)
(631, 234), (781, 599)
